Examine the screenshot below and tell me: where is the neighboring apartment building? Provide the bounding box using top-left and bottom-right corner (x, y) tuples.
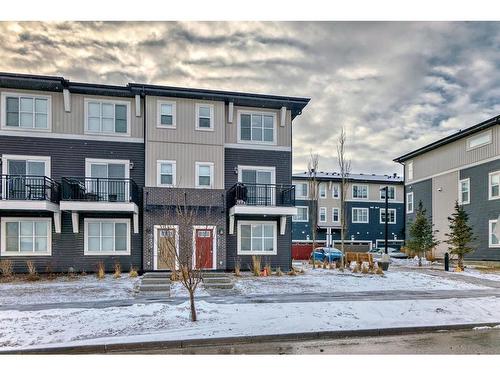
(0, 72), (309, 272)
(394, 115), (500, 260)
(291, 171), (404, 256)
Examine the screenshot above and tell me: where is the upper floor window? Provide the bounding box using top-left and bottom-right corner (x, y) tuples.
(293, 206), (309, 222)
(407, 161), (414, 180)
(332, 184), (340, 199)
(196, 162), (214, 188)
(157, 101), (176, 128)
(406, 192), (414, 213)
(2, 93), (50, 130)
(239, 111), (276, 144)
(352, 207), (369, 223)
(319, 207), (327, 223)
(295, 182), (308, 199)
(459, 178), (470, 205)
(157, 160), (176, 187)
(467, 130), (492, 151)
(332, 208), (340, 223)
(319, 183), (327, 198)
(489, 219), (500, 248)
(489, 171), (500, 200)
(352, 184), (368, 199)
(380, 186), (395, 200)
(196, 104), (214, 131)
(380, 208), (396, 224)
(85, 99), (129, 135)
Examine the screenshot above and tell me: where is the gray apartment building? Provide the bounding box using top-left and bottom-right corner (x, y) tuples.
(394, 115), (500, 260)
(0, 72), (309, 272)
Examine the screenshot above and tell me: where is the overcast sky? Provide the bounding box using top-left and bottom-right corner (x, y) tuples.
(1, 21), (499, 176)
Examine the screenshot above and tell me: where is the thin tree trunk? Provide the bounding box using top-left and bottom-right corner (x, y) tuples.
(189, 290), (197, 322)
(458, 255), (464, 271)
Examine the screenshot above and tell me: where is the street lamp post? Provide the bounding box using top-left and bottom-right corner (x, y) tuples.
(381, 186), (389, 254)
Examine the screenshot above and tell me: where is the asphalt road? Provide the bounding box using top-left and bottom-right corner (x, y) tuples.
(117, 328), (500, 354)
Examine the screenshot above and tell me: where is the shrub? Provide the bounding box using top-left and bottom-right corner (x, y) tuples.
(234, 260), (241, 277)
(129, 265), (138, 278)
(26, 260), (40, 281)
(275, 267), (283, 276)
(45, 264), (57, 280)
(96, 261), (105, 279)
(426, 249), (436, 262)
(352, 263), (360, 273)
(288, 268), (298, 276)
(264, 263), (272, 276)
(251, 256), (261, 277)
(113, 262), (122, 279)
(376, 265), (384, 275)
(0, 259), (14, 279)
(361, 262), (369, 274)
(170, 271), (179, 281)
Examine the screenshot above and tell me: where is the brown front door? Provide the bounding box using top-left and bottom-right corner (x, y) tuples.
(157, 227), (177, 270)
(195, 228), (214, 269)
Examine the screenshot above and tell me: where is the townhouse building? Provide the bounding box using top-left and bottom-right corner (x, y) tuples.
(394, 115), (500, 260)
(291, 171), (404, 257)
(0, 72), (309, 272)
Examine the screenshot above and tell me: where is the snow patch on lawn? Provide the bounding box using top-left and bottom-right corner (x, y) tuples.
(1, 297), (500, 350)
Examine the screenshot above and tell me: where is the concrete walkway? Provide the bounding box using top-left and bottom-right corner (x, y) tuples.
(397, 266), (500, 288)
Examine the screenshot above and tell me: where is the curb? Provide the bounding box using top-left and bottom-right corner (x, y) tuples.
(2, 322), (499, 354)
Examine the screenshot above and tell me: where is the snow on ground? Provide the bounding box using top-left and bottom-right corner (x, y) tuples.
(233, 267), (488, 295)
(0, 275), (140, 306)
(1, 296), (500, 350)
(170, 281), (210, 297)
(460, 268), (500, 282)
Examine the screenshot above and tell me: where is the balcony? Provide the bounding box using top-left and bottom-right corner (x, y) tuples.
(60, 177), (140, 233)
(227, 183), (298, 235)
(0, 174), (61, 232)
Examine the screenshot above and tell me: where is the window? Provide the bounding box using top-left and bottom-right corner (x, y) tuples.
(294, 182), (308, 199)
(489, 220), (500, 248)
(196, 104), (214, 131)
(196, 162), (214, 188)
(467, 130), (492, 150)
(238, 221), (277, 255)
(352, 184), (368, 199)
(85, 99), (129, 135)
(2, 93), (50, 130)
(380, 186), (395, 200)
(319, 183), (327, 198)
(352, 208), (369, 223)
(239, 111), (276, 143)
(157, 101), (176, 128)
(407, 192), (414, 213)
(1, 218), (51, 256)
(319, 207), (327, 223)
(459, 178), (470, 205)
(157, 160), (176, 187)
(489, 171), (500, 200)
(408, 161), (414, 180)
(293, 206), (309, 222)
(380, 208), (396, 224)
(332, 208), (340, 223)
(332, 184), (340, 199)
(84, 219), (130, 255)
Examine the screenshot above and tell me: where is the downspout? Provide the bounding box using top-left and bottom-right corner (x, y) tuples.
(141, 88), (146, 272)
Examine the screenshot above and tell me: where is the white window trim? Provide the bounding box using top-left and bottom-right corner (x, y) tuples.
(1, 154), (51, 177)
(488, 171), (500, 201)
(379, 185), (396, 201)
(332, 183), (340, 199)
(153, 224), (179, 270)
(352, 184), (369, 200)
(156, 160), (177, 187)
(352, 207), (369, 223)
(237, 220), (277, 256)
(467, 129), (492, 151)
(84, 98), (131, 137)
(83, 218), (131, 256)
(319, 183), (327, 199)
(237, 109), (277, 145)
(195, 103), (215, 131)
(458, 177), (470, 205)
(332, 207), (340, 223)
(319, 207), (327, 223)
(0, 217), (52, 256)
(195, 161), (215, 189)
(156, 100), (177, 129)
(489, 220), (500, 248)
(407, 161), (414, 181)
(406, 192), (414, 214)
(237, 165), (276, 184)
(192, 225), (217, 270)
(85, 158), (130, 179)
(293, 206), (309, 222)
(379, 208), (397, 224)
(1, 92), (52, 132)
(294, 182), (308, 199)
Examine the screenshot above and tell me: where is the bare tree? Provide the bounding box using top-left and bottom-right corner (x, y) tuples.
(337, 127), (351, 268)
(307, 152), (320, 269)
(158, 192), (214, 322)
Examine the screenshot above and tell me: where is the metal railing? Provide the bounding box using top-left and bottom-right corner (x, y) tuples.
(0, 175), (60, 203)
(61, 177), (139, 204)
(227, 183), (295, 207)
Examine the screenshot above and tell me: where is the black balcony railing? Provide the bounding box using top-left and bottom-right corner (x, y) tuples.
(0, 175), (60, 203)
(61, 177), (139, 204)
(227, 183), (295, 208)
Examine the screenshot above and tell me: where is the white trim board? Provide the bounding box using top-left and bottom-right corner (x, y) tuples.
(224, 143), (291, 152)
(0, 129), (144, 143)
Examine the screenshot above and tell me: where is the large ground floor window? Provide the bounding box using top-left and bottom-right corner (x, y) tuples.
(237, 220), (277, 255)
(84, 218), (131, 255)
(1, 217), (52, 256)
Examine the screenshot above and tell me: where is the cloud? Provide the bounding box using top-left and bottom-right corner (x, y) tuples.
(0, 21), (499, 176)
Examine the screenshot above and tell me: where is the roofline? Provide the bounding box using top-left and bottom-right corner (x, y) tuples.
(292, 174), (403, 185)
(394, 115), (500, 163)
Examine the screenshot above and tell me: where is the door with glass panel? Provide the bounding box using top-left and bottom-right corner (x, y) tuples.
(87, 162), (126, 201)
(240, 168), (274, 206)
(6, 159), (46, 200)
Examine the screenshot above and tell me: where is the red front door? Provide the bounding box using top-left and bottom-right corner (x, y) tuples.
(195, 228), (213, 269)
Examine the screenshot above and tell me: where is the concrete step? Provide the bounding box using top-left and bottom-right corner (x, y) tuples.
(139, 285), (171, 293)
(143, 272), (172, 279)
(203, 282), (233, 289)
(141, 278), (171, 285)
(201, 272), (227, 278)
(203, 277), (232, 284)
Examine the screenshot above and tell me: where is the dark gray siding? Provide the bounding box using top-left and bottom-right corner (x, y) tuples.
(461, 158), (500, 260)
(0, 135), (144, 273)
(225, 147), (292, 271)
(405, 178), (432, 238)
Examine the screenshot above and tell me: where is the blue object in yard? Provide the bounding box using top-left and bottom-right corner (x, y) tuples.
(311, 247), (343, 262)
